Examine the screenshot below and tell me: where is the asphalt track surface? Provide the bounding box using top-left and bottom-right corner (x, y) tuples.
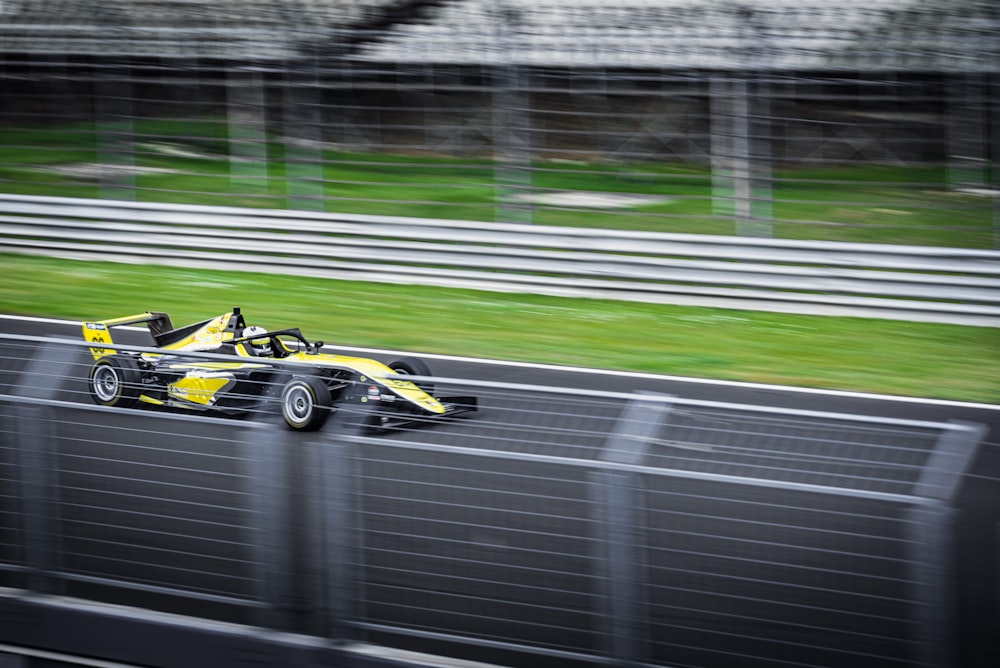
(1, 315), (998, 668)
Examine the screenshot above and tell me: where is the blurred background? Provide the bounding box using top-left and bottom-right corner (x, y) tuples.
(0, 0), (997, 247)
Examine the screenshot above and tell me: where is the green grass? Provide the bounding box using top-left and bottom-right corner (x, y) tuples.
(2, 254), (997, 404)
(1, 122), (996, 403)
(0, 119), (995, 247)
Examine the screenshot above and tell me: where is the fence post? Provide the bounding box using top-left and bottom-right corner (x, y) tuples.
(947, 72), (989, 194)
(13, 404), (61, 595)
(905, 503), (956, 668)
(318, 407), (372, 644)
(245, 423), (291, 631)
(593, 393), (671, 666)
(283, 62), (326, 211)
(96, 70), (135, 201)
(908, 421), (986, 667)
(12, 340), (81, 595)
(493, 1), (533, 225)
(227, 66), (269, 195)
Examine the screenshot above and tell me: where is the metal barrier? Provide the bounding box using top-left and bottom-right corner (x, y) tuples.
(2, 193), (999, 327)
(0, 334), (986, 667)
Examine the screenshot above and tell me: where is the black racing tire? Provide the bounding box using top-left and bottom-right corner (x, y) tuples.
(281, 376), (332, 431)
(363, 408), (392, 436)
(88, 355), (143, 408)
(387, 357), (434, 397)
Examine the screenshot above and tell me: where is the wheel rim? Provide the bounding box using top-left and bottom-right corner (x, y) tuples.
(284, 383), (314, 425)
(92, 365), (120, 402)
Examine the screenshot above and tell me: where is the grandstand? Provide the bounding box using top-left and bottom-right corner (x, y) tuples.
(0, 0), (996, 70)
(355, 0), (1000, 71)
(0, 0), (400, 58)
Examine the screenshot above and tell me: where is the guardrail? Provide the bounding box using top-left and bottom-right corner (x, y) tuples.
(2, 193), (999, 327)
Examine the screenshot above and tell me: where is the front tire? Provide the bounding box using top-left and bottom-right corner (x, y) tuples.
(281, 376), (332, 431)
(89, 356), (142, 408)
(387, 357), (434, 397)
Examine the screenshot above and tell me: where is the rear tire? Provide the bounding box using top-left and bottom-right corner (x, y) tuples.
(281, 376), (332, 431)
(89, 356), (142, 408)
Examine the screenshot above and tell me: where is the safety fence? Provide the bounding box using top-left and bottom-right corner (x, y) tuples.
(0, 333), (987, 667)
(3, 194), (1000, 327)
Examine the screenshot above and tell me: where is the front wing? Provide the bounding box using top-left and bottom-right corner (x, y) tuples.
(367, 395), (477, 432)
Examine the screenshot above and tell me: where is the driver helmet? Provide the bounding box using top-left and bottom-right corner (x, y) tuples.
(242, 326), (271, 356)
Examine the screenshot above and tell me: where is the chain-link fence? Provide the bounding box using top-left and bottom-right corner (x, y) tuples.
(0, 333), (987, 667)
(0, 1), (997, 247)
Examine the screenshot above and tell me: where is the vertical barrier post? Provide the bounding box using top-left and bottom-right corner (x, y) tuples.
(96, 70), (135, 201)
(246, 423), (291, 631)
(711, 75), (735, 218)
(493, 1), (533, 225)
(14, 404), (61, 595)
(319, 406), (371, 644)
(906, 503), (956, 668)
(284, 61), (326, 211)
(227, 66), (269, 196)
(13, 340), (81, 595)
(947, 72), (989, 193)
(908, 421), (986, 668)
(593, 393), (671, 667)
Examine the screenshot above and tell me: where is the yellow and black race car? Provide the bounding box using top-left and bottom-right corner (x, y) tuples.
(82, 307), (475, 432)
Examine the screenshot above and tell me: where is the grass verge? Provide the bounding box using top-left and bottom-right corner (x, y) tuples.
(1, 253), (996, 404)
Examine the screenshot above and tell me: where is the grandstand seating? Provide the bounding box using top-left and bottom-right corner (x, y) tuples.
(0, 0), (398, 58)
(353, 0), (998, 71)
(0, 0), (996, 71)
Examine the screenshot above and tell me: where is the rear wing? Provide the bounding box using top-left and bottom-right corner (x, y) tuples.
(82, 311), (174, 360)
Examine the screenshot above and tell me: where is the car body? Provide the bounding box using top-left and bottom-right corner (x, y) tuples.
(82, 307), (475, 431)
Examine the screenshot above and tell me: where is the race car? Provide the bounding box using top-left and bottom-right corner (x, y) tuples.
(82, 307), (475, 432)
